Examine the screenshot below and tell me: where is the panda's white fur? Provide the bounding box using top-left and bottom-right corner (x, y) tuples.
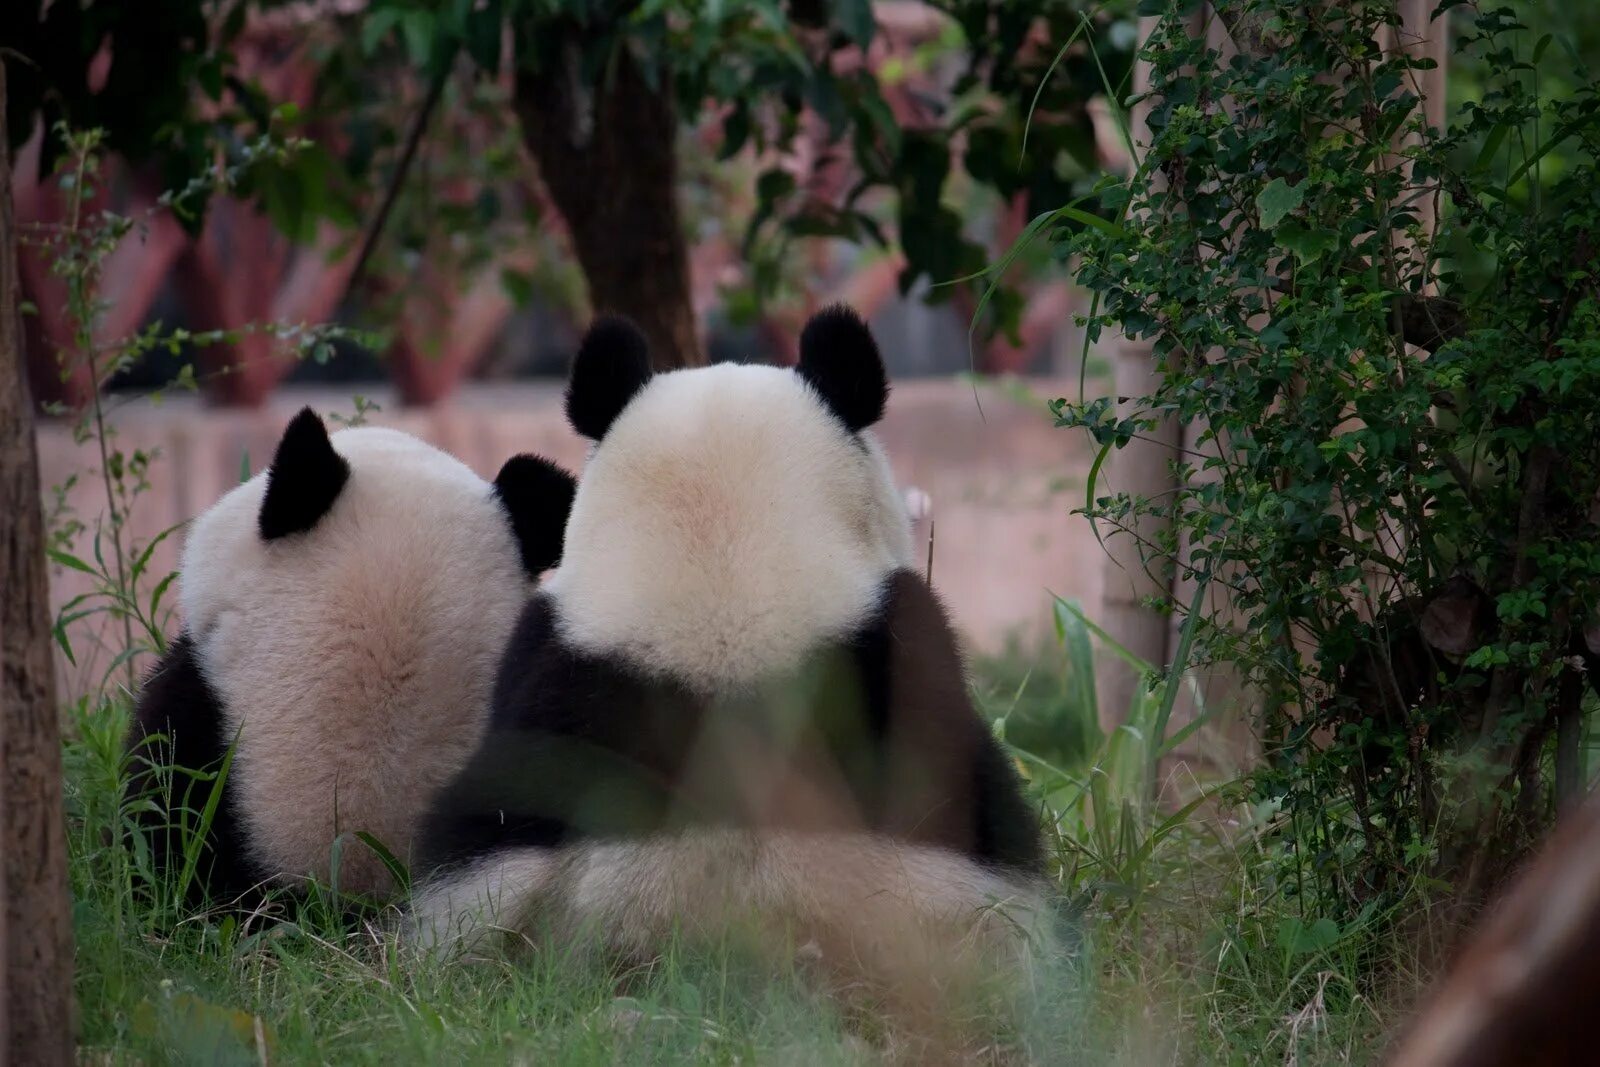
(411, 309), (1050, 1004)
(180, 426), (532, 897)
(410, 831), (1048, 990)
(546, 363), (915, 692)
(128, 418), (577, 904)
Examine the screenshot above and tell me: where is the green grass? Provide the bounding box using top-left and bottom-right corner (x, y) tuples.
(62, 600), (1414, 1065)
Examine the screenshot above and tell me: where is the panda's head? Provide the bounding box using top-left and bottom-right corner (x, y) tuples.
(180, 409), (577, 676)
(547, 305), (915, 692)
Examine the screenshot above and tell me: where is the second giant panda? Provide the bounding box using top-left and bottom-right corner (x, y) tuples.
(411, 307), (1049, 997)
(127, 409), (578, 905)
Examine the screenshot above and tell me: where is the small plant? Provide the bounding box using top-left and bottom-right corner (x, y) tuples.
(992, 583), (1218, 915)
(31, 124), (361, 696)
(980, 594), (1407, 1063)
(31, 126), (368, 940)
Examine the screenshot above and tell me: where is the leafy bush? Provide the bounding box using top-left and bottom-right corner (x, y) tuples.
(1056, 0), (1600, 917)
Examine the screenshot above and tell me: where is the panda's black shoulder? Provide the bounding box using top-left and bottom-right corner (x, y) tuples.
(489, 591), (689, 737)
(489, 591), (589, 732)
(495, 592), (561, 678)
(418, 591), (678, 873)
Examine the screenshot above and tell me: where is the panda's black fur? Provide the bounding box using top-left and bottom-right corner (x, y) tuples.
(418, 570), (1041, 876)
(126, 409), (577, 908)
(128, 632), (260, 905)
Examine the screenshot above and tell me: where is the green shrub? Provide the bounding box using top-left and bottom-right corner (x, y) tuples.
(1055, 0), (1600, 917)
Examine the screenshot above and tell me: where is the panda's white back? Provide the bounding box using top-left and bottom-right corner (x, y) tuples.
(546, 363), (915, 693)
(181, 427), (531, 896)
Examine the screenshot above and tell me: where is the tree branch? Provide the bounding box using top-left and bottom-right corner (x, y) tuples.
(1207, 1), (1287, 61)
(344, 53), (453, 298)
(1395, 293), (1466, 351)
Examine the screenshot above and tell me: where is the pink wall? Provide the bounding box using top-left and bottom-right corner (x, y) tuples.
(37, 379), (1104, 697)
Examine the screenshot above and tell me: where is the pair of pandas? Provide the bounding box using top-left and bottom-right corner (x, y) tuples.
(129, 305), (1053, 1005)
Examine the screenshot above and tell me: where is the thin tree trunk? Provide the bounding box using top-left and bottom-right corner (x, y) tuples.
(1098, 15), (1180, 737)
(1553, 664), (1584, 816)
(1101, 339), (1177, 724)
(0, 60), (76, 1066)
(513, 35), (702, 371)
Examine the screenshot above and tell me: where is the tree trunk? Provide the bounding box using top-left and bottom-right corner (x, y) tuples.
(1389, 788), (1600, 1067)
(1097, 15), (1181, 738)
(513, 36), (703, 371)
(0, 60), (76, 1066)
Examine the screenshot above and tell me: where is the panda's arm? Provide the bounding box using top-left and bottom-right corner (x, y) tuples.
(876, 569), (1045, 873)
(124, 633), (263, 902)
(411, 729), (573, 875)
(415, 594), (683, 876)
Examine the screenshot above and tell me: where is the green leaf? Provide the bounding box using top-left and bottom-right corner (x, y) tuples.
(197, 61), (224, 101)
(149, 572), (179, 627)
(755, 168), (796, 204)
(47, 549), (99, 577)
(400, 10), (437, 67)
(500, 267), (534, 306)
(1051, 594), (1155, 676)
(835, 0), (875, 47)
(354, 831), (412, 892)
(52, 619), (78, 666)
(719, 103), (751, 162)
(1149, 574), (1209, 773)
(1051, 598), (1100, 732)
(1505, 119), (1582, 189)
(1277, 916), (1341, 956)
(1471, 123), (1511, 173)
(463, 0), (503, 72)
(360, 9), (400, 55)
(1023, 16), (1093, 162)
(176, 730), (241, 902)
(1056, 206), (1127, 239)
(129, 523), (182, 584)
(1256, 178), (1304, 229)
(1277, 221), (1338, 264)
(132, 991), (271, 1060)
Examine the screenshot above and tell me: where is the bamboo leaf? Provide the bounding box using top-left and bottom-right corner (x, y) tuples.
(47, 548), (99, 577)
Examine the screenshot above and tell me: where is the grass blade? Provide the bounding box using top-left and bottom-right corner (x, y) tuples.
(1148, 573), (1211, 784)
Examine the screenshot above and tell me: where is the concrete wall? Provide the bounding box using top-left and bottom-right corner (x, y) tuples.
(37, 379), (1103, 696)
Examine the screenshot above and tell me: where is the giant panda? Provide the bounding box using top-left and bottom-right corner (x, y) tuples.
(410, 307), (1050, 1002)
(127, 408), (578, 906)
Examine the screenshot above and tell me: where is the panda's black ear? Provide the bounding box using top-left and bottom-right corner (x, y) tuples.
(565, 315), (654, 441)
(493, 454), (578, 575)
(259, 407), (349, 541)
(796, 304), (887, 432)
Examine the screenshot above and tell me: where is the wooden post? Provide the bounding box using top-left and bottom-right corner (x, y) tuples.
(0, 59), (76, 1066)
(1389, 789), (1600, 1067)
